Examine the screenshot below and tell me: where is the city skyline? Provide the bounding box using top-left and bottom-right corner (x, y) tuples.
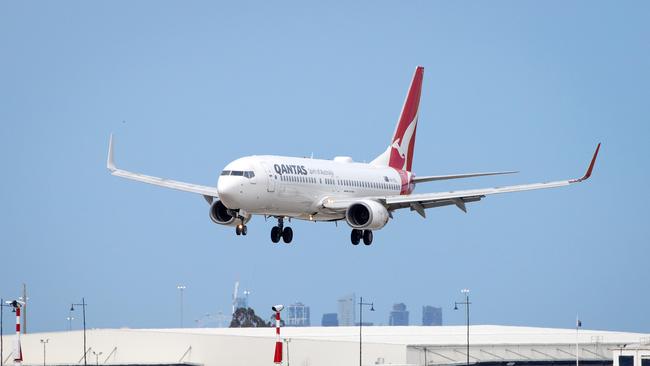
(0, 285), (449, 331)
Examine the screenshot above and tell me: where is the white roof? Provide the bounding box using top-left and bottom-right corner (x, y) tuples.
(132, 324), (646, 346)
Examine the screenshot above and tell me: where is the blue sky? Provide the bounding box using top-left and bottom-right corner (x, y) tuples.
(1, 1), (649, 333)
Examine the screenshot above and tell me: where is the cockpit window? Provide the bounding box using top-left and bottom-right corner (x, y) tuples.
(221, 170), (255, 178)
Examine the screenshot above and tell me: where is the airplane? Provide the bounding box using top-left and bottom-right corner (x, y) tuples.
(107, 66), (600, 246)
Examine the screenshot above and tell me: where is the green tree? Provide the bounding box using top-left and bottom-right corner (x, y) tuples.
(229, 307), (271, 328)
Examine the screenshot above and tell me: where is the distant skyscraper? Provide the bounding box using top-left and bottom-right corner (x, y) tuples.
(321, 313), (338, 327)
(389, 303), (409, 326)
(286, 302), (310, 326)
(337, 293), (356, 326)
(422, 306), (442, 326)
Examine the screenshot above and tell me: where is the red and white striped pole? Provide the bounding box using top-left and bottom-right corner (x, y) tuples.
(271, 305), (284, 364)
(11, 301), (23, 365)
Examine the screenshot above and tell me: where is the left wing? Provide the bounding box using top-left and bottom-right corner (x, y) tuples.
(324, 143), (600, 218)
(107, 134), (220, 199)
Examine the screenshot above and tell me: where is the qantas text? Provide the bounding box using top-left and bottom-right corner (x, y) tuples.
(274, 164), (308, 176)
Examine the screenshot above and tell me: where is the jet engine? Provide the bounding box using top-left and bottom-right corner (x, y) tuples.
(209, 200), (250, 226)
(345, 200), (390, 230)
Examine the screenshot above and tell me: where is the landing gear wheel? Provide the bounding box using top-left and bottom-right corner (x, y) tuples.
(351, 229), (362, 245)
(235, 225), (242, 235)
(241, 225), (248, 236)
(282, 227), (293, 244)
(271, 226), (282, 243)
(363, 230), (373, 245)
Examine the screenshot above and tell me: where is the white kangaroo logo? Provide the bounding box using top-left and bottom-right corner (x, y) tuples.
(391, 113), (418, 169)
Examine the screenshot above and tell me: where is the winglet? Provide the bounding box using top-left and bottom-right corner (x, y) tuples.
(572, 143), (600, 183)
(107, 134), (116, 172)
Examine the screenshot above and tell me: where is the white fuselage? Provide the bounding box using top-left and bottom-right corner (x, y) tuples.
(216, 155), (412, 221)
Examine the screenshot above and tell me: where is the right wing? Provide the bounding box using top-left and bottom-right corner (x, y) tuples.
(385, 143), (601, 217)
(107, 135), (220, 199)
(322, 143), (600, 218)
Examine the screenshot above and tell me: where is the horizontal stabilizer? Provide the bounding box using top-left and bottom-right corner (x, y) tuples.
(413, 170), (518, 184)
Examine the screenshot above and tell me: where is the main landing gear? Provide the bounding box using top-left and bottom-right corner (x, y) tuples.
(351, 229), (373, 245)
(271, 217), (293, 244)
(235, 223), (248, 236)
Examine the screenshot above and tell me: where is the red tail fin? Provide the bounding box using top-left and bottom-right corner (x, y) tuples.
(389, 66), (424, 172)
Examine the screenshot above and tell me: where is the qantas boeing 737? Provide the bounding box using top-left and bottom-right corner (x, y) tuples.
(107, 66), (600, 245)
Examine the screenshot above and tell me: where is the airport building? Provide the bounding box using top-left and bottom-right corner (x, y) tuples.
(612, 342), (650, 366)
(4, 325), (648, 366)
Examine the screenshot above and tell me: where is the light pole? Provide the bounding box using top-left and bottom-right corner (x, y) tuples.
(359, 296), (374, 366)
(454, 289), (471, 366)
(177, 285), (186, 328)
(1, 298), (15, 366)
(576, 316), (582, 366)
(71, 298), (88, 366)
(40, 339), (49, 366)
(66, 315), (75, 331)
(284, 338), (291, 366)
(92, 350), (103, 366)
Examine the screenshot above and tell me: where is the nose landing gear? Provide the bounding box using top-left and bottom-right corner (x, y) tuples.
(271, 217), (293, 244)
(351, 229), (373, 245)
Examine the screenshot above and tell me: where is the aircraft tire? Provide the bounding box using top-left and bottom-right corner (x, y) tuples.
(351, 229), (362, 245)
(282, 227), (293, 244)
(363, 230), (373, 245)
(271, 226), (282, 243)
(235, 226), (242, 235)
(242, 225), (248, 236)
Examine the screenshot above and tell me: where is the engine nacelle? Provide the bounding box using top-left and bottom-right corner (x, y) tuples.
(209, 200), (251, 227)
(345, 200), (390, 230)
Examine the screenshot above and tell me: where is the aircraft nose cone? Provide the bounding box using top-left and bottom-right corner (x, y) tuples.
(217, 177), (240, 208)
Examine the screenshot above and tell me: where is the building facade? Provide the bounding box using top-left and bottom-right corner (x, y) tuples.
(338, 293), (356, 326)
(321, 313), (339, 327)
(422, 305), (442, 326)
(389, 303), (409, 326)
(286, 302), (310, 326)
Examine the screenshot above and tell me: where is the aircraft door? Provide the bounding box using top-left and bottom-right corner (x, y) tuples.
(261, 162), (276, 192)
